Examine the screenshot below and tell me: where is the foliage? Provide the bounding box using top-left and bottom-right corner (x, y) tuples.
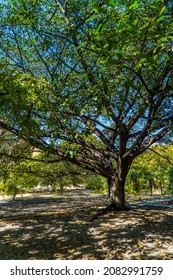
(85, 175), (107, 194)
(127, 144), (173, 195)
(0, 0), (173, 208)
(0, 137), (93, 198)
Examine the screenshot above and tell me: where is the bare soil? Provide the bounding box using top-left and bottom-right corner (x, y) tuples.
(0, 190), (173, 260)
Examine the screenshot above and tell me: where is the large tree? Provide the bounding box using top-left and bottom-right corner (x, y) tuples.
(0, 0), (173, 209)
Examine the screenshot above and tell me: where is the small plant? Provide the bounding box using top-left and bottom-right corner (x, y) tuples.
(0, 178), (19, 200)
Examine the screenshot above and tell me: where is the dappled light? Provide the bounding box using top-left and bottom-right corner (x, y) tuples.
(1, 194), (173, 260)
(0, 0), (173, 261)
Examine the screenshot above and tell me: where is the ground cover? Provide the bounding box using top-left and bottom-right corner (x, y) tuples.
(0, 191), (173, 260)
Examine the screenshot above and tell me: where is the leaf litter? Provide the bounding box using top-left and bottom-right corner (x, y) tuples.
(0, 192), (173, 260)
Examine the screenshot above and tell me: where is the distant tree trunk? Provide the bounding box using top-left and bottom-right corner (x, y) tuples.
(12, 193), (16, 201)
(159, 181), (163, 195)
(60, 184), (64, 195)
(108, 158), (130, 210)
(51, 183), (56, 193)
(149, 178), (153, 196)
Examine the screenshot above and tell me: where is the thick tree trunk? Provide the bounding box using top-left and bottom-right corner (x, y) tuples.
(109, 176), (126, 210)
(108, 158), (130, 210)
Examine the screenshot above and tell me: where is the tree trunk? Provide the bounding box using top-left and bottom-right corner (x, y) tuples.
(60, 184), (64, 195)
(159, 181), (163, 195)
(149, 178), (153, 196)
(108, 158), (130, 211)
(109, 176), (126, 210)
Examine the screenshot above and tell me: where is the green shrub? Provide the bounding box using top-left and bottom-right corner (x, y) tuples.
(85, 175), (107, 194)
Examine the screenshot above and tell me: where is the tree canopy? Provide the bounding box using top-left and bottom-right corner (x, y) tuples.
(0, 0), (173, 209)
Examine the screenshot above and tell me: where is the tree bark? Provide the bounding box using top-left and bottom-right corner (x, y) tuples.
(109, 176), (126, 210)
(149, 178), (153, 196)
(108, 158), (130, 210)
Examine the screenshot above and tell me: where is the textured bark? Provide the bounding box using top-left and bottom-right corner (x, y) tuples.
(109, 177), (126, 210)
(108, 158), (130, 210)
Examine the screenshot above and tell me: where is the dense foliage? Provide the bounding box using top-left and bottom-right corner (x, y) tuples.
(0, 0), (173, 209)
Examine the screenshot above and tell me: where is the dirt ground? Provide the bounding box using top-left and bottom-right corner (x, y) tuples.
(0, 190), (173, 260)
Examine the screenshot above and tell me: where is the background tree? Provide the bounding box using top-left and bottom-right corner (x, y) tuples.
(168, 167), (173, 195)
(0, 0), (173, 209)
(0, 139), (91, 199)
(0, 130), (93, 198)
(127, 144), (173, 195)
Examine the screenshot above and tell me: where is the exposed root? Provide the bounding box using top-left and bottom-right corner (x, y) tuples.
(90, 203), (131, 220)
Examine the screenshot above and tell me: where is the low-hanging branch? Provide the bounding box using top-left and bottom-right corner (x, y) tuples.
(0, 169), (93, 178)
(0, 152), (64, 163)
(148, 147), (173, 166)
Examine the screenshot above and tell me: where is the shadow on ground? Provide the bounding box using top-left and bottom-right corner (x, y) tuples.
(0, 195), (173, 260)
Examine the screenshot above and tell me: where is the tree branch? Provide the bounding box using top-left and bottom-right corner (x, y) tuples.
(148, 147), (173, 166)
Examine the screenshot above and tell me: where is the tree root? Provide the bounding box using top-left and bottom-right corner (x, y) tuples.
(90, 203), (131, 220)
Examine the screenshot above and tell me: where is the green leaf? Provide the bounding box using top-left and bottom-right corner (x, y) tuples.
(129, 1), (139, 9)
(85, 15), (98, 22)
(91, 3), (107, 14)
(159, 6), (166, 16)
(157, 15), (165, 23)
(103, 0), (117, 7)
